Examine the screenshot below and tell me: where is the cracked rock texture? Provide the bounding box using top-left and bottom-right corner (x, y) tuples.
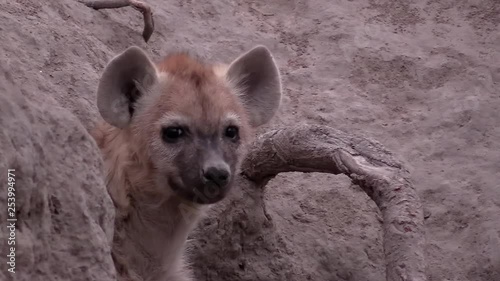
(1, 0), (499, 280)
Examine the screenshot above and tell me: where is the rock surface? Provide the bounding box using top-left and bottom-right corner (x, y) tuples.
(0, 65), (115, 280)
(1, 0), (499, 280)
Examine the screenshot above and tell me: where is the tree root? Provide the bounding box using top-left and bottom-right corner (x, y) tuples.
(241, 125), (427, 281)
(83, 0), (154, 42)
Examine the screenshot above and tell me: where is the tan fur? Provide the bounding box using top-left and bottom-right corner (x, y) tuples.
(92, 46), (281, 281)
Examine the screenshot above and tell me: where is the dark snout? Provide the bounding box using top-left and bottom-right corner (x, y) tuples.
(173, 140), (238, 205)
(202, 163), (230, 188)
(192, 160), (232, 204)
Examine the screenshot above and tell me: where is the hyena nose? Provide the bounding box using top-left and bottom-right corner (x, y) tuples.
(202, 166), (230, 187)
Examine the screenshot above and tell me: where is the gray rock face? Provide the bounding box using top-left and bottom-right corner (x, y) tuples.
(0, 70), (116, 281)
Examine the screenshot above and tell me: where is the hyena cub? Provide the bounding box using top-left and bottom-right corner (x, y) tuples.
(91, 45), (282, 281)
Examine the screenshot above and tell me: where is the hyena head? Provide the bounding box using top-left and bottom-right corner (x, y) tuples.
(95, 45), (282, 204)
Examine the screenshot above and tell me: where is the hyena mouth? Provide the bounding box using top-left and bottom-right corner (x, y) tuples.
(168, 178), (229, 205)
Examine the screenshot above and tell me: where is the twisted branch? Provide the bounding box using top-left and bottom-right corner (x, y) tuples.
(83, 0), (154, 42)
(241, 125), (427, 281)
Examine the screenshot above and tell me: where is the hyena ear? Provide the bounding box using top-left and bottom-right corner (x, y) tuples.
(226, 45), (282, 127)
(96, 46), (158, 128)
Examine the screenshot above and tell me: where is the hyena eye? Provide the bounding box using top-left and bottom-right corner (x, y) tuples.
(162, 126), (185, 143)
(225, 126), (239, 140)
